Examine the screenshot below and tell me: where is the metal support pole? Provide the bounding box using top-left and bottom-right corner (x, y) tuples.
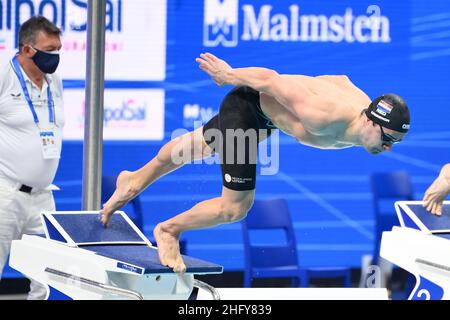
(82, 0), (106, 210)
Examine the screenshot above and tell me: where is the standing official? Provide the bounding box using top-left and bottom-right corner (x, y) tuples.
(0, 16), (64, 299)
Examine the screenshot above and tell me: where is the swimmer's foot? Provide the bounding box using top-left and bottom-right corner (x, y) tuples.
(100, 170), (140, 227)
(154, 223), (186, 273)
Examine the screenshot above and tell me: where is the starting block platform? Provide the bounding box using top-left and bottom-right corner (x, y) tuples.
(381, 201), (450, 300)
(9, 211), (223, 300)
(9, 211), (394, 300)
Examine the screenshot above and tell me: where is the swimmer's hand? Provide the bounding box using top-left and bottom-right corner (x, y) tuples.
(423, 164), (450, 216)
(196, 52), (233, 86)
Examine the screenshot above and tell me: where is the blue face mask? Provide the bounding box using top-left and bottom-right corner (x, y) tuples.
(30, 46), (60, 74)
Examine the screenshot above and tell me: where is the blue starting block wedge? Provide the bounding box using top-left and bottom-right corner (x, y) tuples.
(43, 212), (146, 245)
(394, 201), (450, 235)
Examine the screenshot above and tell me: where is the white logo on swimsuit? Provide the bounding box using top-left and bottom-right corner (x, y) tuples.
(225, 174), (253, 184)
(224, 173), (252, 184)
(402, 124), (410, 130)
(204, 0), (239, 47)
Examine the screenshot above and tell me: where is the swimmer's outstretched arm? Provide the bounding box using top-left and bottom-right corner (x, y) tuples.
(196, 52), (311, 114)
(423, 163), (450, 215)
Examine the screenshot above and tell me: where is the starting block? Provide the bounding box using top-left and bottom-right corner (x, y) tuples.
(9, 211), (223, 300)
(381, 201), (450, 300)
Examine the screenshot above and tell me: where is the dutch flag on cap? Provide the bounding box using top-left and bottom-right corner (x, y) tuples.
(377, 101), (393, 114)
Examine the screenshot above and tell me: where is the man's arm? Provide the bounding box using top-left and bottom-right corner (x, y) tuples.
(196, 53), (310, 112)
(423, 163), (450, 215)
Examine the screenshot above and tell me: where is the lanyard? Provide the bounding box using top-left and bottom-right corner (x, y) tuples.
(11, 56), (54, 125)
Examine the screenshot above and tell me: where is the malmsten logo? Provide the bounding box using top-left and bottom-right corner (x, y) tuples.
(204, 0), (391, 47)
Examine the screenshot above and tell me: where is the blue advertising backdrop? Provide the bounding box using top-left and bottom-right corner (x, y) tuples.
(3, 0), (450, 276)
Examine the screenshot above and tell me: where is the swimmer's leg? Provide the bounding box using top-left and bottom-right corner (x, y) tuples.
(101, 127), (214, 226)
(154, 186), (255, 273)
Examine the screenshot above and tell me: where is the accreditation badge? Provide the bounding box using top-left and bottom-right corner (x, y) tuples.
(40, 130), (60, 159)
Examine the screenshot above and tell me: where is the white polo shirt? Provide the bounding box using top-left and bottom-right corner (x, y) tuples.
(0, 58), (64, 189)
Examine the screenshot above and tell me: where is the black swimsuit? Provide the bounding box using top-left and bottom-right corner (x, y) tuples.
(202, 86), (277, 191)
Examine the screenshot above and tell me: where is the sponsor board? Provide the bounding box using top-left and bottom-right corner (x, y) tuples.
(0, 0), (167, 80)
(204, 0), (391, 47)
(63, 88), (165, 140)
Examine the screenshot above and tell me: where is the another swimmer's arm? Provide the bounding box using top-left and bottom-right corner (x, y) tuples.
(423, 163), (450, 215)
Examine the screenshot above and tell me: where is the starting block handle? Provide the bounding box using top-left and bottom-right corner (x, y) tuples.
(193, 279), (220, 300)
(415, 258), (450, 273)
(45, 268), (144, 300)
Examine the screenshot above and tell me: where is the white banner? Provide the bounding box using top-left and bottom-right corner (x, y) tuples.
(63, 89), (165, 140)
(0, 0), (167, 80)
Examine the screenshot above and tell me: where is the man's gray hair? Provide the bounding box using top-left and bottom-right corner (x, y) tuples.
(19, 16), (61, 50)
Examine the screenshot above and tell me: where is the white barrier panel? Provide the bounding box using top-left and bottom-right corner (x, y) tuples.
(197, 288), (389, 300)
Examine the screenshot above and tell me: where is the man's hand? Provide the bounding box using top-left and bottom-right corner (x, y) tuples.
(423, 164), (450, 215)
(195, 53), (233, 86)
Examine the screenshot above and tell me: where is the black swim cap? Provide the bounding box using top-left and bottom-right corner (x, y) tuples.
(365, 94), (410, 133)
